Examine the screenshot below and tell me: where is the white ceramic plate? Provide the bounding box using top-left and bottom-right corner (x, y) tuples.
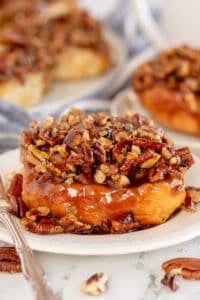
(30, 29), (127, 115)
(111, 88), (200, 155)
(0, 149), (200, 255)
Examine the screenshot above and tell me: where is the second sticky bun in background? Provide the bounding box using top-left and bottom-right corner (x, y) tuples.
(133, 45), (200, 137)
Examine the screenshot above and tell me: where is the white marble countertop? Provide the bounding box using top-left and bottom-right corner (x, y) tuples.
(1, 236), (200, 300)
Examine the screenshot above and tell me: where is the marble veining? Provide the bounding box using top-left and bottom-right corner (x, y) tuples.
(1, 237), (200, 299)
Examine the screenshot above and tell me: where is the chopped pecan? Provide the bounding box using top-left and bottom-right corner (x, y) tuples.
(26, 218), (64, 234)
(28, 145), (49, 162)
(120, 152), (138, 176)
(133, 45), (200, 97)
(100, 163), (118, 176)
(186, 186), (200, 203)
(63, 128), (81, 147)
(17, 196), (27, 218)
(93, 143), (106, 164)
(59, 214), (91, 233)
(162, 147), (173, 160)
(75, 173), (91, 184)
(94, 170), (106, 184)
(111, 220), (140, 233)
(148, 164), (169, 183)
(7, 173), (23, 197)
(111, 212), (140, 233)
(81, 272), (108, 296)
(82, 143), (94, 163)
(26, 206), (50, 221)
(140, 153), (161, 169)
(7, 174), (26, 218)
(66, 153), (84, 165)
(21, 109), (194, 188)
(176, 147), (194, 168)
(161, 257), (200, 291)
(37, 171), (53, 184)
(0, 247), (21, 273)
(133, 138), (164, 151)
(118, 175), (130, 187)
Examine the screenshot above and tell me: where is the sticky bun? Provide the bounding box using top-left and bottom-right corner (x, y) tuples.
(132, 45), (200, 136)
(0, 1), (110, 107)
(8, 109), (194, 234)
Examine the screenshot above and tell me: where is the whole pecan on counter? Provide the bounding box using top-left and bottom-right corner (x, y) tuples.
(161, 257), (200, 291)
(0, 247), (21, 273)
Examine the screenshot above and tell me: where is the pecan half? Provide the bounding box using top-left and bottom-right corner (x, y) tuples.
(161, 257), (200, 291)
(7, 174), (26, 218)
(0, 247), (21, 273)
(7, 173), (23, 197)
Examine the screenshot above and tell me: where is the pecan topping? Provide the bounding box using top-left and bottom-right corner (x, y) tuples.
(21, 109), (194, 188)
(0, 31), (53, 83)
(81, 272), (108, 296)
(0, 247), (21, 273)
(161, 257), (200, 291)
(0, 4), (110, 83)
(133, 45), (200, 112)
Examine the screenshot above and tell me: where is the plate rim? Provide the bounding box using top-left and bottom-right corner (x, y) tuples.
(0, 148), (200, 255)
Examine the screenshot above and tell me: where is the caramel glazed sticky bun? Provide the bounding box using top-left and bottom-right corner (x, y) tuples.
(132, 45), (200, 136)
(8, 109), (194, 234)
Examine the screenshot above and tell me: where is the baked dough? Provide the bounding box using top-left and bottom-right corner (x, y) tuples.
(132, 45), (200, 136)
(53, 46), (110, 80)
(0, 73), (45, 107)
(0, 2), (111, 107)
(19, 110), (194, 233)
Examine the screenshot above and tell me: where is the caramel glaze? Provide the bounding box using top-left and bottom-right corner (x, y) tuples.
(22, 165), (186, 227)
(138, 86), (200, 136)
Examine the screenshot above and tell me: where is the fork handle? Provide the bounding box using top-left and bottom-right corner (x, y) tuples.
(0, 211), (56, 300)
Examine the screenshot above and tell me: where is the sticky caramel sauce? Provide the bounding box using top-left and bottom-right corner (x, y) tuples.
(139, 86), (200, 136)
(22, 166), (186, 226)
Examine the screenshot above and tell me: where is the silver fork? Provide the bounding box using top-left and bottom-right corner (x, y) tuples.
(0, 176), (57, 300)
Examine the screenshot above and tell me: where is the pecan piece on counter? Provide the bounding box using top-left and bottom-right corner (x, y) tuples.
(81, 272), (108, 296)
(0, 247), (21, 273)
(161, 257), (200, 291)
